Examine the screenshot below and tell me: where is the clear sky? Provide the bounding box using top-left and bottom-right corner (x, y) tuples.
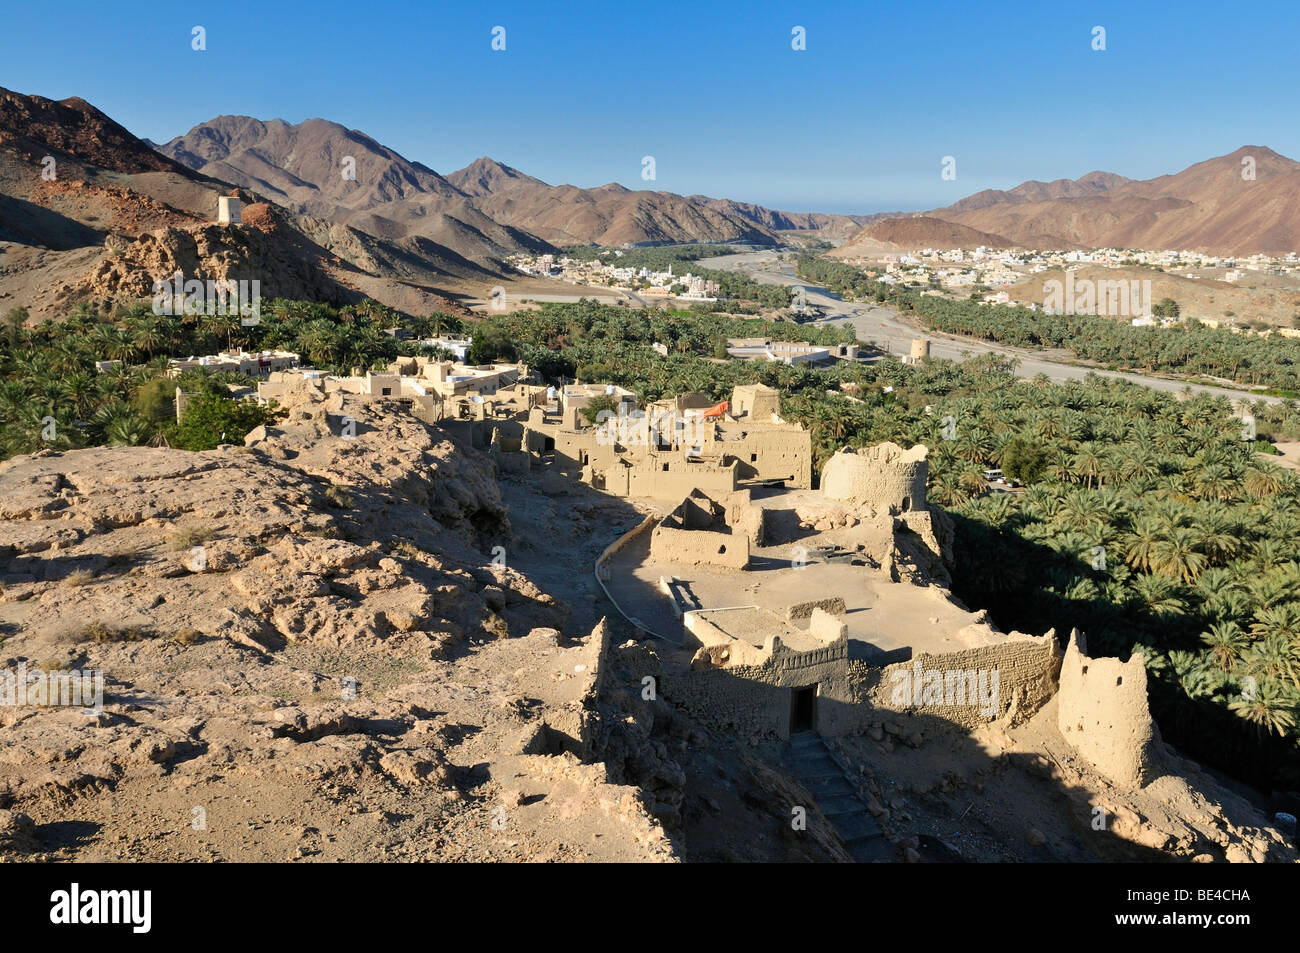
(2, 0), (1297, 214)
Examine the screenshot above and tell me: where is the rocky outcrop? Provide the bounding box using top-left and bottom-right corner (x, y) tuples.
(0, 391), (683, 862)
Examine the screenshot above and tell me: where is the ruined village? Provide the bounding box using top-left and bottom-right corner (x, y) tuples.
(3, 341), (1285, 864)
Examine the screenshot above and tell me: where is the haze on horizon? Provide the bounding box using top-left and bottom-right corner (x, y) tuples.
(3, 0), (1300, 215)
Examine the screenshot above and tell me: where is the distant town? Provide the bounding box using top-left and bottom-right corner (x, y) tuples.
(510, 251), (721, 302)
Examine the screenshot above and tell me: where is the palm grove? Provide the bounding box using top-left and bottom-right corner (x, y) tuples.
(0, 299), (468, 456)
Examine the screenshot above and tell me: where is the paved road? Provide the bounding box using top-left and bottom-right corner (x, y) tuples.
(698, 251), (1282, 406)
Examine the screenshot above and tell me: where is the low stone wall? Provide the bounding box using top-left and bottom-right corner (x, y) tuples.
(614, 628), (1062, 743)
(658, 576), (700, 618)
(595, 513), (657, 580)
(492, 448), (530, 474)
(650, 525), (748, 569)
(520, 621), (611, 760)
(593, 513), (660, 635)
(859, 632), (1062, 730)
(682, 608), (769, 667)
(787, 596), (847, 622)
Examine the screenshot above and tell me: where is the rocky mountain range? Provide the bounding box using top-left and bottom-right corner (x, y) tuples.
(7, 81), (1300, 324)
(0, 86), (873, 320)
(838, 147), (1300, 256)
(166, 114), (1300, 260)
(150, 117), (551, 267)
(831, 215), (1011, 259)
(156, 118), (871, 248)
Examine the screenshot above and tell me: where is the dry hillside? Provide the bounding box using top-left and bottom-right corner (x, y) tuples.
(0, 87), (499, 320)
(159, 118), (866, 249)
(0, 394), (671, 861)
(1002, 265), (1300, 328)
(0, 389), (1293, 863)
(832, 215), (1011, 256)
(929, 147), (1300, 256)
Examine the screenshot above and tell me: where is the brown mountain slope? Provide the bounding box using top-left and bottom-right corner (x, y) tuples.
(946, 171), (1132, 213)
(155, 120), (551, 267)
(686, 195), (874, 240)
(0, 88), (202, 179)
(463, 178), (774, 246)
(160, 119), (868, 250)
(445, 156), (547, 198)
(153, 115), (463, 213)
(832, 215), (1010, 256)
(418, 157), (783, 247)
(930, 147), (1300, 255)
(0, 87), (480, 319)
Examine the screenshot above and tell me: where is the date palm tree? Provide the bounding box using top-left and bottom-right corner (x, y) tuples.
(1241, 635), (1299, 687)
(1130, 573), (1187, 617)
(1244, 464), (1284, 500)
(1228, 678), (1297, 737)
(1123, 517), (1165, 574)
(130, 320), (166, 359)
(1201, 621), (1249, 673)
(1194, 463), (1238, 502)
(1150, 526), (1208, 583)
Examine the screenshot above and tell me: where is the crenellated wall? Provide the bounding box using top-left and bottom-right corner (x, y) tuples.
(619, 625), (1062, 742)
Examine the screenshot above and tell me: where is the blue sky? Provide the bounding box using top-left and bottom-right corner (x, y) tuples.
(2, 0), (1296, 214)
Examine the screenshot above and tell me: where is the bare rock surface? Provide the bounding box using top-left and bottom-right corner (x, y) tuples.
(0, 394), (674, 861)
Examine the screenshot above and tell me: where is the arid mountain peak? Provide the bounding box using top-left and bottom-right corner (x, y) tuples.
(0, 86), (198, 178)
(155, 115), (465, 214)
(161, 114), (865, 248)
(0, 87), (485, 319)
(445, 156), (545, 197)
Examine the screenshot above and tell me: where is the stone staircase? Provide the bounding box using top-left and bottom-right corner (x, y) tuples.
(786, 731), (890, 863)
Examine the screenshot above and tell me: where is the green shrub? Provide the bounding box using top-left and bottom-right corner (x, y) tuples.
(168, 526), (213, 550)
(323, 484), (353, 509)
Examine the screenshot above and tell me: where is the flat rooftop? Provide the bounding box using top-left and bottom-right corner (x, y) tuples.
(607, 511), (992, 661)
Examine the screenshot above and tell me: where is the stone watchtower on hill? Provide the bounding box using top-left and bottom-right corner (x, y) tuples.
(1057, 630), (1158, 788)
(217, 196), (242, 225)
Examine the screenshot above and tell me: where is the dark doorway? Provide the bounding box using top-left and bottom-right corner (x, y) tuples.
(790, 685), (817, 734)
